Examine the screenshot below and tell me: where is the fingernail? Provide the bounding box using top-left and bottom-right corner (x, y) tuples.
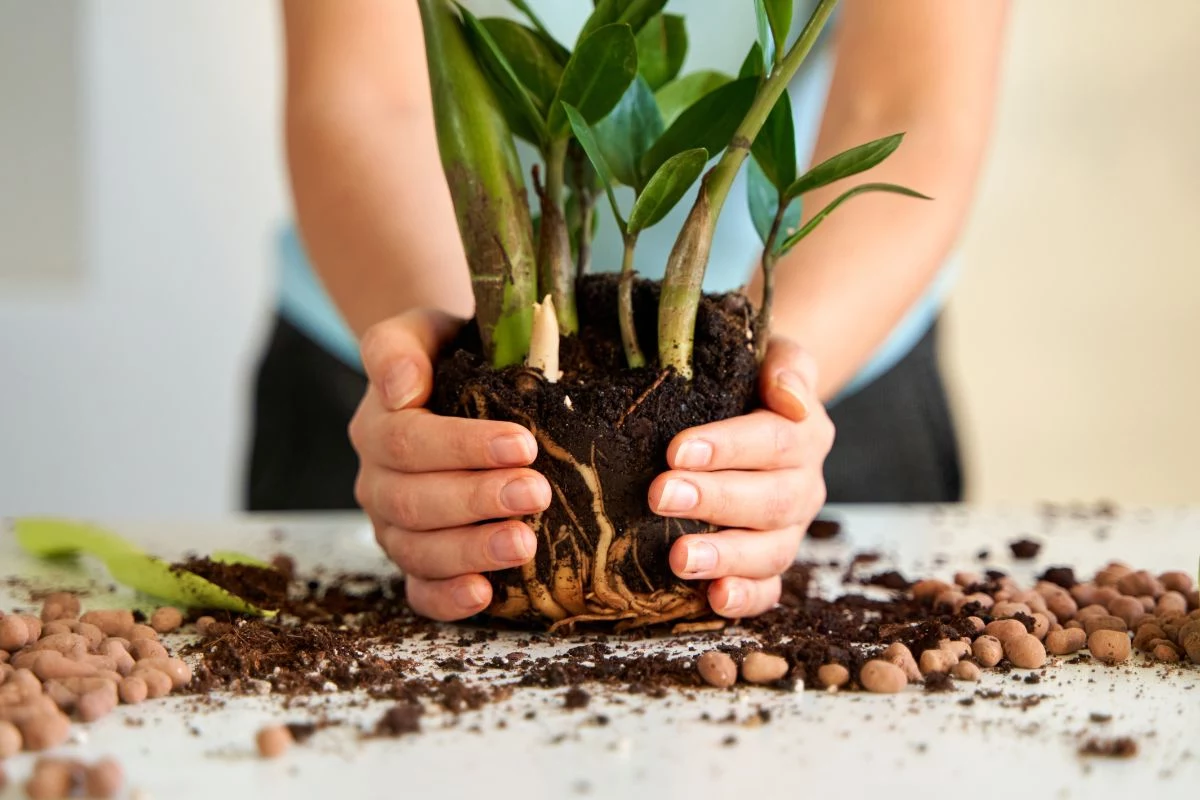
(656, 479), (699, 514)
(453, 582), (486, 610)
(489, 433), (534, 466)
(674, 440), (713, 469)
(489, 527), (536, 562)
(775, 370), (810, 421)
(382, 359), (421, 410)
(683, 541), (718, 575)
(721, 584), (746, 614)
(500, 477), (548, 513)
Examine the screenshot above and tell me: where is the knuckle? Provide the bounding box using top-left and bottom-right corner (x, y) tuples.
(761, 480), (795, 529)
(387, 531), (421, 573)
(385, 482), (422, 530)
(353, 472), (369, 510)
(384, 420), (415, 468)
(772, 419), (798, 461)
(765, 539), (796, 576)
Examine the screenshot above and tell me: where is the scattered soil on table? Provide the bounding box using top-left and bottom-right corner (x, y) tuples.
(806, 519), (842, 540)
(1079, 736), (1139, 758)
(1008, 539), (1042, 560)
(177, 558), (289, 610)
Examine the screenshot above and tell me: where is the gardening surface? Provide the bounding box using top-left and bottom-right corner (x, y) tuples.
(1, 506), (1197, 799)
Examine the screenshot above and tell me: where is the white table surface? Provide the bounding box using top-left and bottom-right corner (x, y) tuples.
(1, 505), (1197, 800)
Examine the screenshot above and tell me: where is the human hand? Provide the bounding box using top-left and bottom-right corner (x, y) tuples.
(349, 310), (551, 621)
(651, 338), (835, 619)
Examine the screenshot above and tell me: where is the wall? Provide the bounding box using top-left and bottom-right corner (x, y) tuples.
(0, 2), (286, 517)
(943, 0), (1200, 504)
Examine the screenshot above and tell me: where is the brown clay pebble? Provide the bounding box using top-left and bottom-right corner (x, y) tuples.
(1107, 596), (1143, 627)
(966, 616), (985, 633)
(130, 639), (169, 661)
(859, 660), (906, 693)
(1183, 632), (1200, 664)
(950, 661), (981, 681)
(118, 676), (148, 705)
(1134, 623), (1167, 651)
(256, 724), (294, 758)
(194, 615), (217, 635)
(911, 579), (952, 602)
(40, 593), (81, 623)
(85, 758), (123, 799)
(1152, 643), (1181, 662)
(79, 610), (134, 638)
(972, 635), (1003, 668)
(1030, 613), (1051, 640)
(31, 651), (97, 681)
(1004, 634), (1047, 669)
(1160, 570), (1194, 594)
(17, 711), (71, 751)
(24, 759), (74, 800)
(817, 663), (850, 689)
(132, 668), (172, 699)
(1045, 627), (1087, 656)
(696, 652), (737, 689)
(741, 651), (789, 684)
(137, 657), (192, 689)
(1084, 615), (1127, 637)
(19, 616), (42, 643)
(126, 624), (159, 642)
(73, 623), (104, 650)
(919, 649), (952, 675)
(1088, 629), (1132, 663)
(0, 719), (21, 758)
(77, 686), (118, 722)
(150, 607), (184, 634)
(0, 616), (28, 652)
(984, 618), (1027, 644)
(882, 642), (920, 682)
(1157, 591), (1188, 616)
(939, 639), (971, 660)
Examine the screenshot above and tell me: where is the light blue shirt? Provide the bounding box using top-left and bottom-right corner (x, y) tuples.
(276, 1), (959, 405)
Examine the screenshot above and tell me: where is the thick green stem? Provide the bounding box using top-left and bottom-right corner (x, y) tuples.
(754, 201), (788, 362)
(418, 0), (536, 367)
(576, 192), (595, 280)
(658, 0), (838, 375)
(619, 234), (646, 369)
(534, 149), (579, 334)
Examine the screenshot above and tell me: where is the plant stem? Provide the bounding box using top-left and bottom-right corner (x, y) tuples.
(576, 192), (595, 280)
(527, 294), (562, 383)
(658, 0), (838, 376)
(619, 234), (647, 368)
(535, 139), (579, 333)
(754, 201), (788, 362)
(418, 0), (536, 367)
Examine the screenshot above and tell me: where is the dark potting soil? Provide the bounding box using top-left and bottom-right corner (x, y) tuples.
(430, 274), (759, 627)
(178, 558), (289, 610)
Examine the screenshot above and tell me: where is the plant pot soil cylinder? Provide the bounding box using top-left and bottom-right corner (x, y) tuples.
(432, 275), (758, 630)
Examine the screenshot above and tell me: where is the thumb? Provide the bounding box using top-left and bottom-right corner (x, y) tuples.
(760, 337), (819, 423)
(359, 309), (465, 411)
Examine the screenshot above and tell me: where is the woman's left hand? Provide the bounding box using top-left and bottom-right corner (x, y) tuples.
(650, 337), (835, 618)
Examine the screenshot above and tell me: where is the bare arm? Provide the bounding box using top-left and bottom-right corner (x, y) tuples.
(281, 0), (473, 337)
(750, 0), (1009, 401)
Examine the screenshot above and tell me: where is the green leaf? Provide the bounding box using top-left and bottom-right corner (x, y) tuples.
(563, 102), (626, 232)
(13, 518), (275, 615)
(762, 0), (794, 63)
(460, 6), (549, 145)
(739, 41), (765, 80)
(479, 18), (564, 112)
(777, 182), (932, 254)
(593, 75), (663, 189)
(752, 0), (775, 71)
(627, 147), (707, 234)
(748, 156), (801, 250)
(635, 13), (687, 90)
(640, 75), (760, 181)
(579, 0), (668, 42)
(784, 133), (906, 200)
(654, 70), (731, 128)
(751, 91), (796, 192)
(548, 24), (638, 137)
(504, 0), (570, 62)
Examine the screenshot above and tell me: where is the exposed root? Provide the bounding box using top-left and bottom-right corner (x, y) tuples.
(671, 619), (727, 635)
(615, 370), (671, 429)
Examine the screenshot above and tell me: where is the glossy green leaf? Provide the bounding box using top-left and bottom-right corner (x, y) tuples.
(548, 24), (638, 137)
(739, 42), (765, 80)
(748, 157), (801, 250)
(460, 6), (549, 145)
(13, 518), (275, 615)
(579, 0), (668, 43)
(640, 75), (759, 181)
(504, 0), (570, 61)
(593, 75), (663, 188)
(654, 70), (731, 128)
(784, 133), (906, 200)
(762, 0), (794, 62)
(777, 182), (931, 254)
(627, 147), (707, 234)
(635, 13), (687, 90)
(751, 91), (796, 193)
(563, 102), (626, 232)
(752, 0), (776, 71)
(479, 18), (564, 112)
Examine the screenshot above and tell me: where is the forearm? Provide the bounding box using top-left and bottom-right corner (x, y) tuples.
(750, 0), (1007, 402)
(286, 100), (474, 338)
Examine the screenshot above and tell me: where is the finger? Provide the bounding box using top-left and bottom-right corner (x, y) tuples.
(359, 309), (465, 411)
(405, 574), (493, 622)
(370, 467), (551, 531)
(668, 526), (803, 581)
(377, 521), (537, 580)
(708, 575), (782, 618)
(667, 410), (812, 472)
(760, 337), (819, 423)
(648, 468), (816, 530)
(352, 404), (537, 472)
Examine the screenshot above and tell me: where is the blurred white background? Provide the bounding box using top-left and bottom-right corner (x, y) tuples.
(0, 1), (1196, 517)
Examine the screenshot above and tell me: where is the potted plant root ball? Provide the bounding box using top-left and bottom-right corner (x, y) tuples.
(418, 0), (926, 631)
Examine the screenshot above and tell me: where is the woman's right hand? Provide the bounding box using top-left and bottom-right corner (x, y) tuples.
(348, 310), (551, 621)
